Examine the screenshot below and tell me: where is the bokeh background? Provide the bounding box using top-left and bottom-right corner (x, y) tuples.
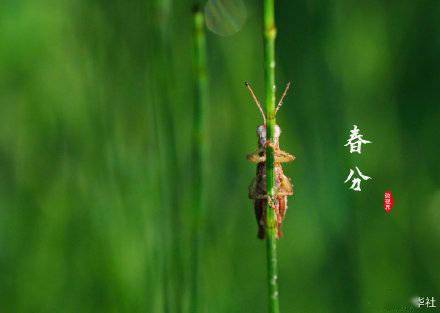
(1, 0), (439, 312)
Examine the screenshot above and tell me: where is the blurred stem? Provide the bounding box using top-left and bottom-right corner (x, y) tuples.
(154, 0), (184, 311)
(191, 4), (207, 313)
(263, 1), (280, 313)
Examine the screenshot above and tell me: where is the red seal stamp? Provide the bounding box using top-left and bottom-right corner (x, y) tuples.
(384, 191), (393, 213)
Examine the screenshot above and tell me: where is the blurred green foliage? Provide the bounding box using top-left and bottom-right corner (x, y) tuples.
(0, 1), (439, 313)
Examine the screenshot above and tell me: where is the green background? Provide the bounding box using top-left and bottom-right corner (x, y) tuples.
(0, 1), (439, 312)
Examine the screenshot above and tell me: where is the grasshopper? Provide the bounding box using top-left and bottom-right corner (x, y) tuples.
(245, 82), (295, 239)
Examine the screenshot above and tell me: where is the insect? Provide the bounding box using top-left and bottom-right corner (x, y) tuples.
(245, 82), (295, 239)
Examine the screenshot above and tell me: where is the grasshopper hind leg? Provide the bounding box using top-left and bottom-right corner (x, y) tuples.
(249, 177), (266, 239)
(276, 196), (287, 238)
(254, 199), (266, 239)
(254, 197), (285, 240)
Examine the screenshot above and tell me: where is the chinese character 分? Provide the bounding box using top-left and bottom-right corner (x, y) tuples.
(344, 167), (371, 191)
(425, 296), (436, 308)
(344, 125), (371, 154)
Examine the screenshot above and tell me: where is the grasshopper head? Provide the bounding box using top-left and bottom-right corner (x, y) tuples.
(245, 81), (290, 149)
(257, 124), (281, 148)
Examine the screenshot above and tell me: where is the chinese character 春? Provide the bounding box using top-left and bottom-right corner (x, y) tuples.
(344, 125), (371, 154)
(344, 167), (371, 191)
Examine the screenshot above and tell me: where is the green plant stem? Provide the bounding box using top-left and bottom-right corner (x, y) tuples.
(191, 5), (207, 313)
(263, 0), (280, 313)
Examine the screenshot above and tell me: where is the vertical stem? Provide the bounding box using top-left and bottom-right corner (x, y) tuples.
(155, 1), (185, 310)
(191, 4), (207, 313)
(263, 1), (280, 313)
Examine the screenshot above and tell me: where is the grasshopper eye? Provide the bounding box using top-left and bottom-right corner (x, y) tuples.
(256, 125), (266, 138)
(274, 125), (281, 138)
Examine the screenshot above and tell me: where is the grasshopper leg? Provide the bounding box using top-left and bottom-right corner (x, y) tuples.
(248, 148), (295, 163)
(248, 177), (258, 199)
(246, 149), (265, 163)
(279, 174), (293, 196)
(275, 150), (295, 163)
(252, 195), (286, 239)
(254, 199), (266, 239)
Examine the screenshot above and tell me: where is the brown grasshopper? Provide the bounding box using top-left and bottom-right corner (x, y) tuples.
(245, 82), (295, 239)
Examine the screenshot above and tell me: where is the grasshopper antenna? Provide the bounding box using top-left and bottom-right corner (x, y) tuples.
(275, 82), (291, 115)
(245, 82), (266, 125)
